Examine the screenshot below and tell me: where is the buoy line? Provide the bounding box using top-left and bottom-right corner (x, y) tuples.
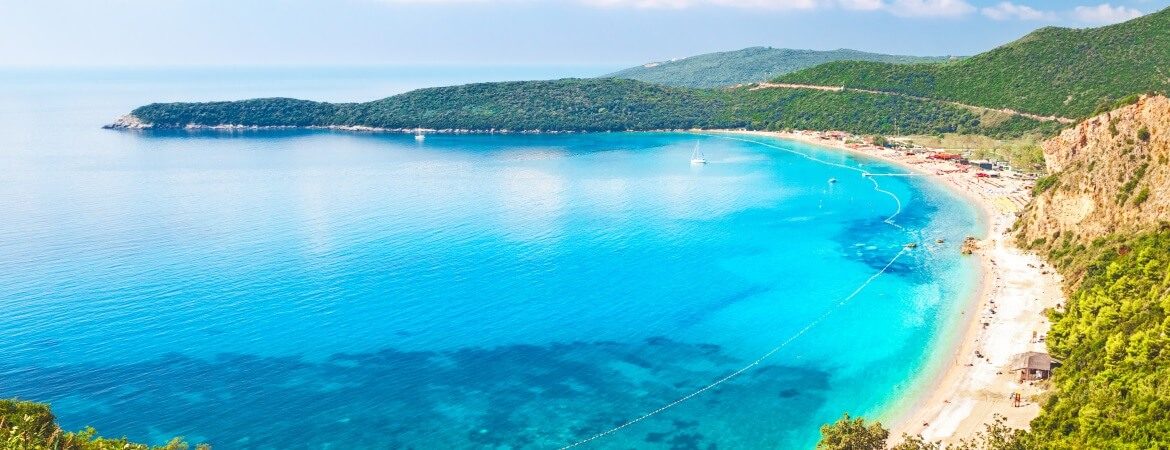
(558, 133), (917, 449)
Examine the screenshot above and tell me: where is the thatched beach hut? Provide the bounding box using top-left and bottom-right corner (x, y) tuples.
(1013, 351), (1058, 381)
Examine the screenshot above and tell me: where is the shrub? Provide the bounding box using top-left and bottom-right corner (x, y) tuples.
(1033, 174), (1060, 194)
(0, 399), (209, 450)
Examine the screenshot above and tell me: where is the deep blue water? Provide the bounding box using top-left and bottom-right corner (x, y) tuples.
(0, 68), (980, 449)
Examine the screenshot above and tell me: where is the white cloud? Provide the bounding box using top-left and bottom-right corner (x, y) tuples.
(579, 0), (819, 10)
(884, 0), (974, 17)
(1072, 3), (1143, 24)
(838, 0), (885, 10)
(578, 0), (975, 15)
(981, 2), (1055, 21)
(370, 0), (1146, 25)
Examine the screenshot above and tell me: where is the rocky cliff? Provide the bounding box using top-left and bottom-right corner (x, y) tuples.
(1016, 95), (1170, 269)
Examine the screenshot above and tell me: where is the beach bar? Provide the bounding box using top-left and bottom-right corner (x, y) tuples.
(1012, 352), (1058, 381)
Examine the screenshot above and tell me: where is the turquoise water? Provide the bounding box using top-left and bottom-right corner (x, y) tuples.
(0, 68), (980, 449)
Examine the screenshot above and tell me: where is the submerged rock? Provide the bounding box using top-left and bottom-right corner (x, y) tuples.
(961, 236), (980, 255)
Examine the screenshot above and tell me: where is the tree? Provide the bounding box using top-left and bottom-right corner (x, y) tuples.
(817, 414), (1028, 450)
(891, 434), (941, 450)
(949, 416), (1029, 450)
(818, 413), (890, 450)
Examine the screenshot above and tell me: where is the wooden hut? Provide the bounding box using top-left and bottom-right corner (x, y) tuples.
(1013, 352), (1058, 381)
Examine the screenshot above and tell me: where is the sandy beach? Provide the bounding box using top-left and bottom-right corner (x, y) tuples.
(715, 130), (1065, 445)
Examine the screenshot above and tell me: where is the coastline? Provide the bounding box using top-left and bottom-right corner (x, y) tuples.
(712, 130), (1064, 445)
(102, 114), (691, 135)
(102, 119), (1064, 442)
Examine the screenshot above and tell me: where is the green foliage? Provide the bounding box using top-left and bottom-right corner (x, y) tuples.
(1138, 126), (1151, 142)
(1033, 173), (1060, 195)
(129, 78), (1054, 137)
(947, 416), (1030, 450)
(132, 98), (340, 128)
(817, 414), (889, 450)
(1109, 93), (1144, 112)
(1028, 231), (1170, 448)
(0, 399), (208, 450)
(816, 414), (1027, 450)
(890, 434), (941, 450)
(1115, 162), (1149, 205)
(714, 87), (988, 136)
(608, 47), (952, 88)
(777, 8), (1170, 118)
(1134, 187), (1151, 206)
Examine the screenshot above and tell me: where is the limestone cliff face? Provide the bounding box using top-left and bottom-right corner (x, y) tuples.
(1017, 95), (1170, 248)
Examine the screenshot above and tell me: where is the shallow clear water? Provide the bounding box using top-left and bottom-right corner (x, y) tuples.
(0, 68), (980, 449)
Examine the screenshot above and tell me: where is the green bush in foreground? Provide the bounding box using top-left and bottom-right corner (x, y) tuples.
(0, 399), (208, 450)
(817, 414), (1027, 450)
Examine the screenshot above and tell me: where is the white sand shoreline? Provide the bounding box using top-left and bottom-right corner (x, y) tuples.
(708, 129), (1064, 445)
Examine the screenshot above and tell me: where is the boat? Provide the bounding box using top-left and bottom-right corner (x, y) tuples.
(690, 143), (707, 165)
(828, 177), (838, 184)
(414, 128), (426, 141)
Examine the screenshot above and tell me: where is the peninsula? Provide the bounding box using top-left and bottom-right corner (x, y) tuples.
(85, 3), (1170, 449)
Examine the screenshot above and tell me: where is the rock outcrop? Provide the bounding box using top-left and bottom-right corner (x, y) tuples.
(102, 114), (151, 130)
(1016, 95), (1170, 249)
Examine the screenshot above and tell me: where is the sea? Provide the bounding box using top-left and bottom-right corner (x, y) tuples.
(0, 66), (982, 449)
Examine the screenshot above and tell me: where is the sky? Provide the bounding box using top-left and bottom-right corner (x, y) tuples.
(1, 0), (1167, 67)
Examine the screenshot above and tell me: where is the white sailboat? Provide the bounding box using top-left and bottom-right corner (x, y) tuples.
(414, 128), (426, 141)
(689, 143), (707, 165)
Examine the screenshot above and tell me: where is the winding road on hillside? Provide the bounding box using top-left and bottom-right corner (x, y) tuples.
(750, 82), (1077, 124)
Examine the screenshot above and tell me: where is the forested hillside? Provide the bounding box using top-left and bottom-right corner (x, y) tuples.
(1026, 231), (1170, 448)
(607, 47), (950, 88)
(118, 78), (1051, 137)
(778, 7), (1170, 119)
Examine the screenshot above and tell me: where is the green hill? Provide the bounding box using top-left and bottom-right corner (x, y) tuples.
(608, 47), (952, 88)
(777, 7), (1170, 119)
(117, 78), (1051, 137)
